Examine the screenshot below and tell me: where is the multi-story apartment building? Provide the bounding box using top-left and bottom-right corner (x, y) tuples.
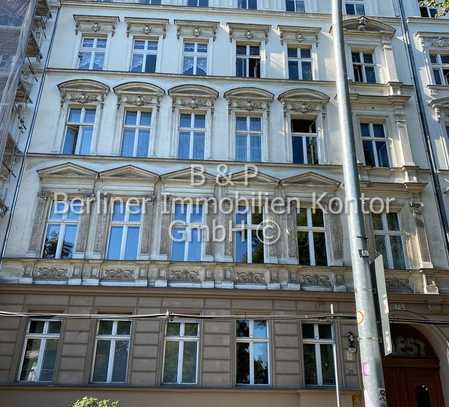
(0, 0), (448, 406)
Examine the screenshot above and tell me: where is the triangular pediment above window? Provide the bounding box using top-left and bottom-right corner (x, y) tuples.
(99, 165), (159, 181)
(114, 82), (165, 107)
(282, 172), (340, 191)
(38, 162), (98, 179)
(224, 87), (273, 111)
(337, 17), (395, 40)
(229, 169), (279, 185)
(169, 84), (218, 110)
(161, 167), (216, 184)
(58, 79), (110, 105)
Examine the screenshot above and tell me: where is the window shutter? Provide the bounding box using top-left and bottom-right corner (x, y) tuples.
(364, 213), (377, 261)
(326, 212), (344, 266)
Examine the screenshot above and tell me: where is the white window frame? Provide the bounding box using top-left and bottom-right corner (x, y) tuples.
(291, 117), (319, 165)
(351, 50), (376, 84)
(18, 319), (61, 382)
(121, 109), (152, 157)
(162, 321), (200, 384)
(234, 206), (265, 264)
(42, 200), (81, 259)
(129, 38), (158, 73)
(235, 115), (263, 162)
(430, 52), (449, 86)
(77, 35), (107, 70)
(287, 46), (313, 81)
(91, 320), (131, 383)
(182, 41), (208, 76)
(236, 43), (261, 79)
(106, 201), (143, 260)
(235, 320), (270, 385)
(237, 0), (257, 10)
(372, 212), (406, 269)
(302, 323), (334, 386)
(296, 207), (329, 266)
(177, 112), (207, 160)
(360, 121), (389, 167)
(62, 106), (96, 155)
(345, 0), (365, 15)
(285, 0), (306, 12)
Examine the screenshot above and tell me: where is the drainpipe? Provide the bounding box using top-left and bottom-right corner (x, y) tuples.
(397, 0), (449, 261)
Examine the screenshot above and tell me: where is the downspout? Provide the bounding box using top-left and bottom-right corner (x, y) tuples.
(0, 4), (61, 258)
(397, 0), (449, 260)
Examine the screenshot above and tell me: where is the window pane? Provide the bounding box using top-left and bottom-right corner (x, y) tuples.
(250, 47), (260, 56)
(140, 112), (151, 126)
(197, 57), (207, 75)
(305, 136), (318, 164)
(434, 69), (442, 85)
(236, 116), (247, 131)
(163, 341), (179, 383)
(107, 227), (124, 260)
(250, 136), (261, 162)
(365, 66), (376, 83)
(236, 342), (250, 384)
(20, 339), (41, 381)
(111, 340), (129, 382)
(373, 124), (385, 138)
(289, 61), (299, 80)
(249, 58), (260, 78)
(251, 230), (264, 264)
(78, 52), (91, 69)
(297, 208), (307, 227)
(303, 344), (317, 385)
(312, 210), (324, 227)
(48, 321), (61, 334)
(190, 205), (203, 223)
(387, 213), (400, 231)
(292, 136), (304, 164)
(360, 123), (371, 137)
(167, 322), (180, 336)
(351, 52), (361, 63)
(250, 117), (261, 131)
(43, 224), (60, 259)
(183, 56), (194, 75)
(302, 324), (315, 339)
(145, 54), (157, 73)
(187, 228), (202, 261)
(254, 343), (269, 384)
(134, 40), (145, 50)
(376, 141), (389, 167)
(93, 53), (104, 70)
(98, 320), (113, 335)
(297, 231), (310, 265)
(320, 344), (335, 385)
(314, 232), (328, 266)
(287, 47), (297, 58)
(117, 321), (131, 335)
(235, 230), (248, 263)
(84, 109), (96, 123)
(79, 127), (92, 155)
(182, 341), (197, 383)
(68, 108), (81, 123)
(363, 140), (376, 167)
(184, 323), (198, 336)
(302, 62), (312, 80)
(61, 224), (77, 259)
(318, 325), (332, 339)
(40, 339), (58, 382)
(175, 204), (188, 222)
(112, 201), (125, 222)
(363, 53), (373, 64)
(171, 229), (186, 261)
(390, 236), (406, 269)
(137, 129), (150, 157)
(248, 0), (257, 9)
(124, 227), (139, 260)
(372, 214), (383, 230)
(194, 114), (206, 129)
(254, 320), (267, 338)
(301, 48), (311, 59)
(178, 132), (190, 159)
(125, 111), (138, 125)
(375, 235), (388, 266)
(236, 135), (247, 161)
(236, 45), (246, 55)
(236, 320), (250, 337)
(93, 340), (111, 382)
(236, 58), (246, 77)
(193, 132), (205, 160)
(82, 37), (94, 47)
(180, 113), (191, 128)
(63, 126), (78, 154)
(96, 38), (107, 48)
(131, 54), (143, 72)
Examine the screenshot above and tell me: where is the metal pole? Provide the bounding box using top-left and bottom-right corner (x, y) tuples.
(331, 304), (341, 407)
(331, 1), (386, 406)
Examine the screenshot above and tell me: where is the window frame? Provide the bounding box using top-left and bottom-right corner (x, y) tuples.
(62, 106), (97, 155)
(237, 0), (257, 10)
(187, 0), (209, 7)
(360, 121), (390, 168)
(77, 35), (107, 70)
(351, 50), (377, 84)
(235, 114), (263, 162)
(177, 111), (207, 160)
(287, 46), (313, 81)
(285, 0), (305, 12)
(129, 37), (158, 73)
(162, 320), (200, 384)
(236, 43), (261, 79)
(182, 40), (208, 76)
(420, 5), (438, 17)
(91, 319), (132, 384)
(429, 52), (449, 86)
(345, 0), (365, 16)
(290, 116), (319, 165)
(120, 109), (153, 158)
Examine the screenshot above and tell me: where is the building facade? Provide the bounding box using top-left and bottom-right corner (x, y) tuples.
(0, 0), (448, 406)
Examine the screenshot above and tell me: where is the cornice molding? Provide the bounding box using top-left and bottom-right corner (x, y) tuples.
(73, 14), (120, 36)
(124, 17), (168, 38)
(277, 25), (321, 46)
(227, 23), (271, 43)
(174, 19), (219, 40)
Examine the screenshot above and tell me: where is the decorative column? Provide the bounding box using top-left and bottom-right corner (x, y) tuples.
(394, 111), (415, 167)
(382, 37), (399, 83)
(28, 191), (51, 256)
(140, 195), (155, 260)
(93, 193), (111, 259)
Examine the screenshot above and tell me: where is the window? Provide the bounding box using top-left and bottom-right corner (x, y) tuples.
(420, 6), (437, 17)
(19, 320), (61, 382)
(302, 323), (335, 386)
(130, 39), (157, 73)
(234, 206), (264, 264)
(42, 200), (81, 259)
(288, 47), (312, 80)
(360, 122), (389, 167)
(107, 201), (142, 260)
(183, 42), (208, 75)
(163, 321), (199, 384)
(345, 0), (365, 15)
(236, 320), (269, 385)
(187, 0), (208, 6)
(178, 113), (206, 160)
(92, 320), (131, 383)
(62, 107), (96, 155)
(139, 0), (161, 3)
(121, 110), (152, 157)
(430, 53), (449, 85)
(236, 44), (260, 78)
(286, 0), (305, 12)
(171, 203), (203, 261)
(291, 118), (318, 164)
(352, 51), (376, 83)
(238, 0), (257, 9)
(78, 36), (106, 70)
(372, 213), (406, 269)
(235, 116), (262, 162)
(296, 207), (327, 266)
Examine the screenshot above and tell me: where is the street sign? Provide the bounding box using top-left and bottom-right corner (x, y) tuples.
(372, 255), (392, 356)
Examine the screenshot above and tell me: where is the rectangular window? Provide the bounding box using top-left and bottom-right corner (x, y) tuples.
(130, 39), (157, 73)
(288, 47), (312, 80)
(170, 203), (204, 261)
(430, 53), (449, 85)
(236, 44), (260, 78)
(62, 107), (96, 155)
(178, 113), (206, 160)
(163, 321), (199, 384)
(121, 110), (152, 157)
(352, 51), (376, 83)
(420, 6), (438, 17)
(235, 115), (262, 162)
(43, 200), (81, 259)
(285, 0), (305, 12)
(372, 213), (406, 269)
(236, 320), (269, 385)
(360, 122), (389, 167)
(19, 320), (61, 382)
(345, 0), (365, 15)
(78, 36), (106, 70)
(291, 118), (318, 164)
(296, 207), (327, 266)
(234, 206), (265, 264)
(187, 0), (208, 6)
(183, 41), (208, 75)
(139, 0), (161, 3)
(92, 320), (131, 383)
(238, 0), (257, 9)
(302, 323), (335, 386)
(107, 201), (142, 260)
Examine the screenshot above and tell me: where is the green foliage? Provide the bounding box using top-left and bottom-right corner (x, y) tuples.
(420, 0), (449, 14)
(72, 397), (120, 407)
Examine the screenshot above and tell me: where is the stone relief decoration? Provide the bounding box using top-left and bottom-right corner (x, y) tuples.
(57, 79), (110, 107)
(299, 273), (333, 291)
(175, 20), (219, 40)
(168, 269), (201, 282)
(101, 268), (136, 281)
(416, 31), (449, 50)
(33, 266), (68, 280)
(227, 23), (271, 44)
(277, 25), (321, 46)
(386, 277), (412, 293)
(224, 87), (273, 112)
(124, 17), (168, 38)
(429, 96), (449, 122)
(235, 270), (266, 284)
(168, 84), (218, 112)
(339, 16), (396, 40)
(113, 82), (165, 110)
(278, 88), (329, 115)
(73, 14), (119, 36)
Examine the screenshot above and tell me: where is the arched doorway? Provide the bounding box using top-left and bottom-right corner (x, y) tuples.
(383, 325), (445, 407)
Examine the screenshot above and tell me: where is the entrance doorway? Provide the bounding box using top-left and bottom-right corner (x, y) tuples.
(383, 325), (445, 407)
